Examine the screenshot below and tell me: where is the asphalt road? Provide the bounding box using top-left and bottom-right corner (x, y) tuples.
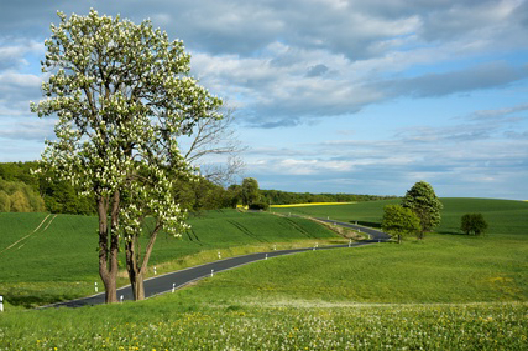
(44, 220), (390, 308)
(314, 217), (392, 241)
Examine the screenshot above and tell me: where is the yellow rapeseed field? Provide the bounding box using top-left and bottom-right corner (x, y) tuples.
(271, 202), (356, 207)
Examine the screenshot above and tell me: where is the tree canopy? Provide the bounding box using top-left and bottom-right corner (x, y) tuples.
(401, 181), (443, 239)
(240, 177), (259, 206)
(31, 9), (223, 302)
(461, 213), (488, 235)
(381, 204), (421, 239)
(0, 179), (46, 212)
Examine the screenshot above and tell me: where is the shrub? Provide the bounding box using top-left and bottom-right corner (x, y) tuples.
(461, 213), (488, 235)
(249, 202), (269, 211)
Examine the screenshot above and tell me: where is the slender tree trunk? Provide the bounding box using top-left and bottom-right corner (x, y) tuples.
(98, 192), (119, 304)
(125, 238), (143, 300)
(131, 271), (145, 301)
(125, 223), (162, 301)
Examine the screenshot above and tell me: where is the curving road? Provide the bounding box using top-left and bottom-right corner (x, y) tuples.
(43, 219), (390, 308)
(314, 217), (391, 241)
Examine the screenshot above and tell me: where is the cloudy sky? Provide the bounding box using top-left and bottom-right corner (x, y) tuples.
(1, 0), (528, 199)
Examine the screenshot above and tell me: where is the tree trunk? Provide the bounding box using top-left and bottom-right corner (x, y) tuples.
(98, 193), (119, 304)
(125, 238), (143, 300)
(125, 223), (162, 301)
(131, 270), (145, 301)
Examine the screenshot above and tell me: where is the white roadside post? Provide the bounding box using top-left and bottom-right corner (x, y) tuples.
(95, 282), (98, 292)
(273, 245), (277, 251)
(211, 269), (214, 277)
(349, 239), (352, 247)
(172, 283), (176, 293)
(218, 251), (221, 259)
(0, 295), (4, 312)
(265, 254), (268, 260)
(154, 266), (157, 275)
(120, 295), (124, 303)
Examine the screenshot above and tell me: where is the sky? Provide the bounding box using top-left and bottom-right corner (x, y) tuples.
(1, 0), (528, 200)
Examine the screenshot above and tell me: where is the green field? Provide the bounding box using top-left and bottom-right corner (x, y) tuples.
(272, 197), (528, 236)
(0, 210), (338, 307)
(1, 198), (527, 350)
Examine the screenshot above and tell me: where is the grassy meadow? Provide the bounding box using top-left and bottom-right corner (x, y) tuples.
(1, 198), (527, 350)
(272, 197), (528, 236)
(0, 209), (339, 308)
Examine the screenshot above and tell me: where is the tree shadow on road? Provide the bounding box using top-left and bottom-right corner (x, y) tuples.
(351, 220), (382, 229)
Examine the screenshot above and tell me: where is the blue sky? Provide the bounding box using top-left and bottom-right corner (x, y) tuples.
(1, 0), (528, 199)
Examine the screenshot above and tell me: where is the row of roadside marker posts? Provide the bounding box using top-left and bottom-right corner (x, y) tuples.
(0, 240), (354, 310)
(0, 221), (361, 310)
(87, 241), (326, 304)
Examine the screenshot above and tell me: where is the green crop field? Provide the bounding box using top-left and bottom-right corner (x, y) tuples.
(272, 197), (528, 236)
(1, 198), (527, 350)
(0, 210), (338, 307)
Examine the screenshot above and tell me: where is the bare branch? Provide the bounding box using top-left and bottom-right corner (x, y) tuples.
(179, 106), (247, 185)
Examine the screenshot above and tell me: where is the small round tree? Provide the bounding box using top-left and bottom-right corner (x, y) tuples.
(402, 181), (443, 239)
(381, 204), (421, 241)
(240, 177), (259, 206)
(461, 213), (488, 235)
(31, 9), (223, 302)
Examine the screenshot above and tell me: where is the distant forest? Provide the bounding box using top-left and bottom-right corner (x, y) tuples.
(259, 189), (399, 205)
(0, 161), (399, 214)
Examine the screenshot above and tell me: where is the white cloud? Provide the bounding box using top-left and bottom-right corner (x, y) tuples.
(0, 38), (45, 71)
(0, 0), (527, 199)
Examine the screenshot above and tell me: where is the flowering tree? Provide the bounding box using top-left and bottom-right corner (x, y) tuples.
(31, 9), (223, 302)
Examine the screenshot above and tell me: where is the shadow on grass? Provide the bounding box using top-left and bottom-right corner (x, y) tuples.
(438, 230), (466, 236)
(4, 293), (80, 309)
(352, 221), (382, 229)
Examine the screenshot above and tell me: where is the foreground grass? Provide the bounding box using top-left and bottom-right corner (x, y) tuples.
(1, 233), (527, 350)
(0, 210), (338, 307)
(1, 299), (526, 350)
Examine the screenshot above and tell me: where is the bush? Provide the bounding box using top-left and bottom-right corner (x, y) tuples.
(249, 202), (269, 211)
(461, 213), (488, 235)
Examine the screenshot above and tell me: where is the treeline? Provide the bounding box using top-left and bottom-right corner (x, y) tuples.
(0, 161), (95, 214)
(0, 161), (399, 214)
(0, 179), (46, 212)
(259, 189), (399, 205)
(0, 161), (233, 214)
